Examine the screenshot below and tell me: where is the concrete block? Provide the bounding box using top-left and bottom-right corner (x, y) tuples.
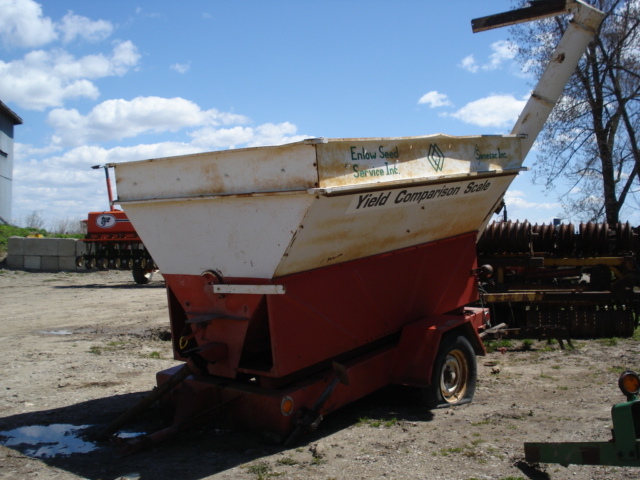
(76, 240), (88, 256)
(24, 255), (42, 270)
(24, 237), (58, 256)
(59, 256), (80, 272)
(8, 236), (25, 255)
(41, 256), (60, 271)
(57, 238), (77, 256)
(6, 254), (24, 269)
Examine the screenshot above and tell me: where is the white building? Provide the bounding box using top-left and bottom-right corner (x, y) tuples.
(0, 101), (22, 225)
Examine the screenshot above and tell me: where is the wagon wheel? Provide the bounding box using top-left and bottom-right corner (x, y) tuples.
(132, 262), (154, 284)
(424, 335), (477, 409)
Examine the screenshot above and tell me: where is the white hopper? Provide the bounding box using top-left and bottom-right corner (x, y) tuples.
(112, 134), (522, 280)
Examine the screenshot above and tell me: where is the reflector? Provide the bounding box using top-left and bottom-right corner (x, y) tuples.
(619, 371), (640, 396)
(281, 397), (294, 416)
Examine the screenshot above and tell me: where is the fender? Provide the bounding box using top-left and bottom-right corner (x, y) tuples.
(390, 308), (487, 387)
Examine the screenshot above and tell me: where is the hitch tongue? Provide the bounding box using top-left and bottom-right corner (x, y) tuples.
(284, 362), (349, 446)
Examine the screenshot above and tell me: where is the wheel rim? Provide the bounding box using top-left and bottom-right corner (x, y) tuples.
(440, 349), (469, 404)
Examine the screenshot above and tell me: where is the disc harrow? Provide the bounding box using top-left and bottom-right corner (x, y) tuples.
(477, 221), (640, 339)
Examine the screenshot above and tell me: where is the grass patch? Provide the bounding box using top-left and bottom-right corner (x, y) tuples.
(357, 416), (399, 428)
(608, 365), (627, 375)
(521, 339), (534, 351)
(485, 339), (514, 353)
(244, 462), (283, 480)
(471, 419), (492, 426)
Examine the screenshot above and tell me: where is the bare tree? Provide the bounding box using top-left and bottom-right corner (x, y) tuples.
(50, 217), (84, 235)
(511, 0), (640, 224)
(24, 210), (46, 230)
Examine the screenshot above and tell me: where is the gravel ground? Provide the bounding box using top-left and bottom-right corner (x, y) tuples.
(1, 268), (639, 480)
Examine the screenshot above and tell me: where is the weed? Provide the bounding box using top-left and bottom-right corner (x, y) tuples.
(438, 446), (464, 456)
(598, 337), (619, 347)
(275, 457), (297, 466)
(356, 416), (370, 426)
(471, 419), (492, 426)
(88, 346), (102, 355)
(608, 365), (626, 374)
(244, 462), (283, 480)
(384, 417), (399, 427)
(145, 351), (163, 359)
(357, 416), (398, 428)
(521, 339), (534, 351)
(485, 339), (513, 353)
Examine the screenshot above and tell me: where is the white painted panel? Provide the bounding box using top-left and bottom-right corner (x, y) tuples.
(274, 175), (516, 276)
(315, 135), (523, 189)
(114, 142), (318, 202)
(112, 135), (526, 280)
(121, 193), (314, 278)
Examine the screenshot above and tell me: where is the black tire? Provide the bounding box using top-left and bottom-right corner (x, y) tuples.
(132, 263), (153, 284)
(424, 334), (477, 409)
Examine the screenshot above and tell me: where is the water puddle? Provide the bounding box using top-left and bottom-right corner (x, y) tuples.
(0, 424), (97, 457)
(0, 424), (145, 458)
(38, 330), (73, 335)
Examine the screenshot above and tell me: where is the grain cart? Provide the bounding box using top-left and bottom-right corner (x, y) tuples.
(100, 1), (605, 448)
(77, 165), (156, 284)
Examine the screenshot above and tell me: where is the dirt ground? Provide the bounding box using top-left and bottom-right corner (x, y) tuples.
(1, 268), (639, 480)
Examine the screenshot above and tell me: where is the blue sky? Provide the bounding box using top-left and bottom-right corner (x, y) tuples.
(1, 0), (607, 228)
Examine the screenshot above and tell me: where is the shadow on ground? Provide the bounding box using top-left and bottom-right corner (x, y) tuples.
(0, 385), (434, 480)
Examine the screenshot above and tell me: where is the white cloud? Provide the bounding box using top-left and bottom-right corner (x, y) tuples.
(190, 122), (309, 149)
(505, 190), (559, 210)
(460, 40), (516, 73)
(459, 55), (478, 73)
(448, 94), (526, 128)
(170, 62), (190, 74)
(486, 40), (516, 69)
(417, 91), (452, 108)
(47, 96), (250, 146)
(12, 118), (311, 224)
(59, 12), (113, 44)
(0, 0), (57, 48)
(0, 41), (140, 110)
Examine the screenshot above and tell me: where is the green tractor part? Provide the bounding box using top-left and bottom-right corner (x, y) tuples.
(525, 371), (640, 467)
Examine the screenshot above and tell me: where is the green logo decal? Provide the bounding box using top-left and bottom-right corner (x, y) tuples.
(427, 143), (445, 172)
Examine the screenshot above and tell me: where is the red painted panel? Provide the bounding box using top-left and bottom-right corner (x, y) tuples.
(267, 233), (479, 376)
(163, 232), (479, 380)
(86, 210), (137, 236)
